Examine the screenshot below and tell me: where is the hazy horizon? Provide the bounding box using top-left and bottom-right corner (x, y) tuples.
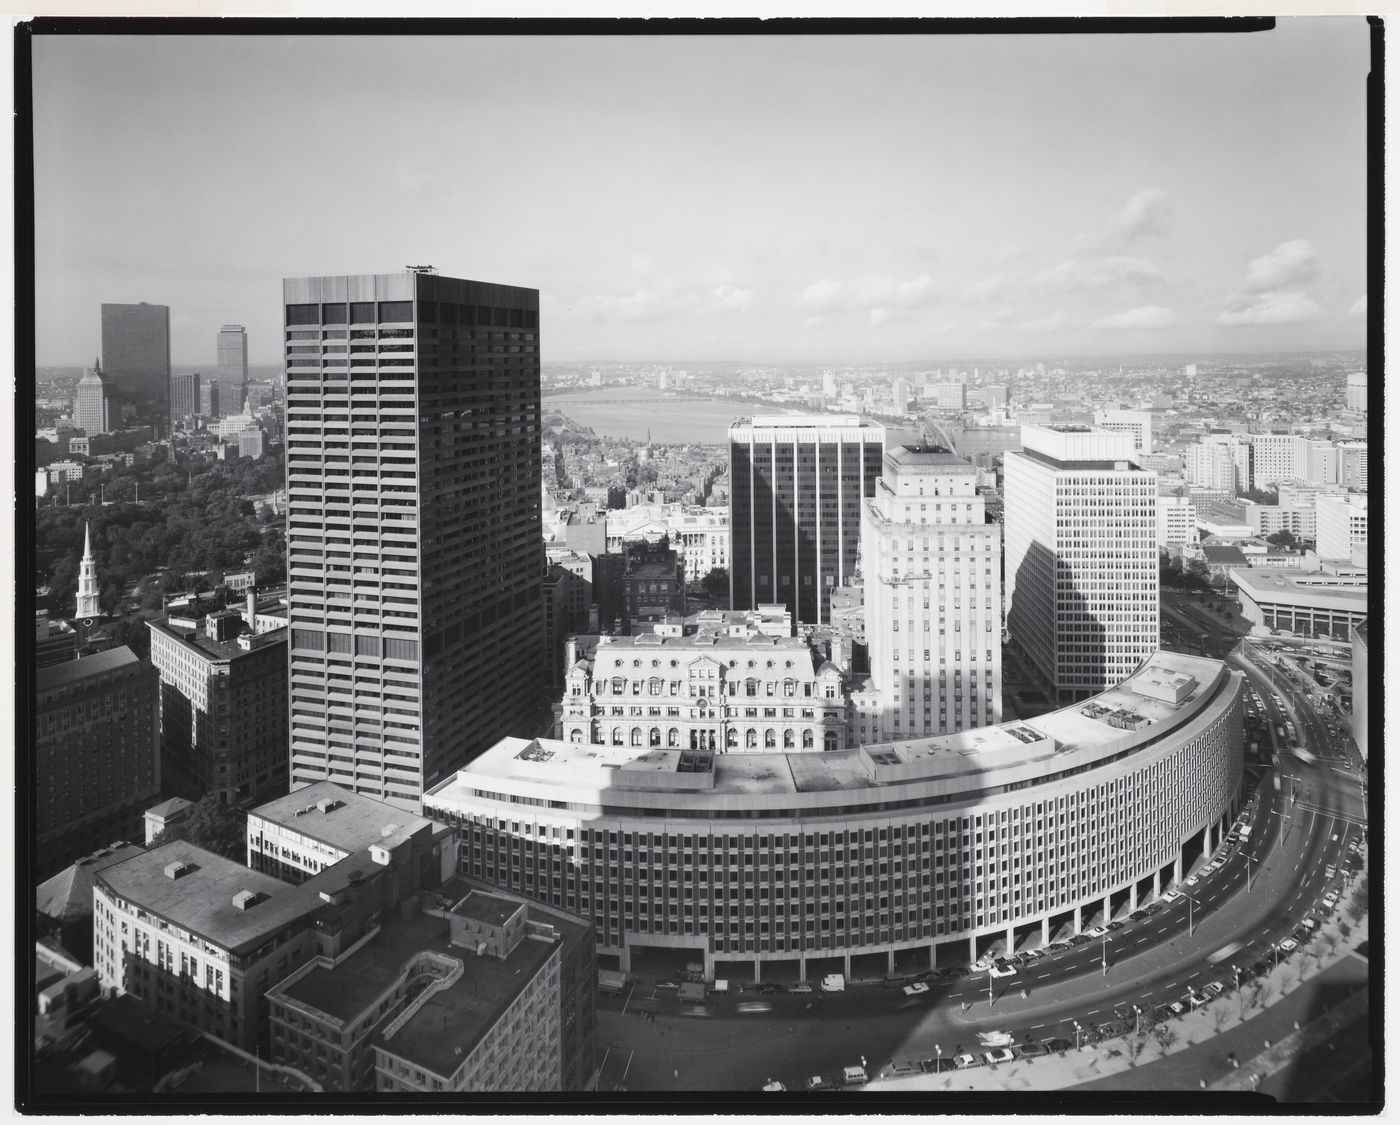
(32, 21), (1370, 367)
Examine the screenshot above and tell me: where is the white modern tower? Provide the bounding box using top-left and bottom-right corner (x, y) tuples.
(1004, 425), (1159, 705)
(858, 445), (1002, 741)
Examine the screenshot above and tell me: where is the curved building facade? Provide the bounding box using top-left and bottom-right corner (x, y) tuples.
(426, 650), (1244, 978)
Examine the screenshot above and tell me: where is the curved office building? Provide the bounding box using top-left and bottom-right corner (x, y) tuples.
(425, 651), (1244, 979)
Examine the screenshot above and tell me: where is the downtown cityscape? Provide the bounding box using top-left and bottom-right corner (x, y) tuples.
(22, 19), (1377, 1111)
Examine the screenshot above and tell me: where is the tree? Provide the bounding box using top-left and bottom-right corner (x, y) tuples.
(1266, 530), (1298, 549)
(701, 567), (729, 602)
(1153, 1024), (1178, 1054)
(148, 794), (246, 860)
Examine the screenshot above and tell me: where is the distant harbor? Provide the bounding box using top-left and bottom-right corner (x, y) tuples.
(545, 387), (758, 445)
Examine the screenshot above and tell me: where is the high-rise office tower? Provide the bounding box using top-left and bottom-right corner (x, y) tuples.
(100, 302), (170, 424)
(200, 379), (221, 419)
(858, 446), (1002, 741)
(891, 377), (910, 414)
(216, 324), (249, 417)
(1346, 371), (1367, 414)
(73, 359), (109, 436)
(1337, 441), (1368, 491)
(984, 384), (1008, 410)
(283, 270), (544, 810)
(1315, 493), (1368, 563)
(1004, 424), (1158, 705)
(930, 383), (967, 411)
(729, 414), (884, 626)
(171, 372), (201, 423)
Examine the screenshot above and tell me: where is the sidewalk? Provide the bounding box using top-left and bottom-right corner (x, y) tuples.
(869, 894), (1369, 1095)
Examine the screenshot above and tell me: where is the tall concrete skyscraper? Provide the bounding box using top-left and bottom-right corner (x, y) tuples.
(216, 324), (249, 418)
(101, 302), (170, 424)
(282, 270), (544, 810)
(73, 359), (109, 436)
(855, 445), (1002, 742)
(1004, 424), (1158, 705)
(728, 414), (884, 626)
(1346, 371), (1367, 414)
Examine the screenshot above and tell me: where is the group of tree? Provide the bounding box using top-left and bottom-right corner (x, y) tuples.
(36, 447), (287, 618)
(1158, 549), (1212, 590)
(147, 794), (246, 861)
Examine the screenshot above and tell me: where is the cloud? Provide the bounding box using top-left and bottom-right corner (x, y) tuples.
(1109, 189), (1172, 243)
(965, 274), (1008, 303)
(1242, 239), (1320, 292)
(710, 284), (754, 313)
(997, 244), (1026, 264)
(1029, 256), (1166, 292)
(1216, 291), (1320, 327)
(576, 279), (756, 323)
(979, 306), (1014, 329)
(1349, 294), (1368, 320)
(1017, 310), (1067, 333)
(798, 274), (939, 315)
(1091, 305), (1176, 331)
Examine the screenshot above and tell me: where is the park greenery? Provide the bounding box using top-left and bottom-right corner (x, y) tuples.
(36, 447), (286, 620)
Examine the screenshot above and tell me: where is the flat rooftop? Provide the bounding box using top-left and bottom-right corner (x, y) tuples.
(250, 781), (437, 856)
(428, 651), (1230, 803)
(96, 843), (296, 952)
(36, 646), (139, 691)
(1231, 567), (1369, 609)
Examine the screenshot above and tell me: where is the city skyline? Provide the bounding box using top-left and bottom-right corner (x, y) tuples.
(32, 20), (1370, 367)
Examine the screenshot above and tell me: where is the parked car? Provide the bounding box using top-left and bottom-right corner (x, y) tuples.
(953, 1054), (983, 1070)
(737, 1001), (772, 1014)
(1168, 1000), (1187, 1016)
(791, 982), (813, 994)
(1323, 892), (1339, 908)
(655, 980), (680, 991)
(903, 982), (930, 997)
(880, 1061), (924, 1078)
(761, 1080), (786, 1092)
(1162, 890), (1183, 903)
(1185, 875), (1201, 887)
(989, 964), (1018, 979)
(1084, 925), (1109, 939)
(1204, 981), (1226, 997)
(806, 1076), (832, 1091)
(1019, 1041), (1048, 1058)
(971, 957), (994, 973)
(1042, 1038), (1073, 1054)
(1069, 934), (1091, 946)
(755, 982), (783, 995)
(821, 974), (846, 993)
(1187, 992), (1208, 1009)
(1106, 921), (1124, 932)
(984, 1048), (1015, 1066)
(841, 1065), (868, 1086)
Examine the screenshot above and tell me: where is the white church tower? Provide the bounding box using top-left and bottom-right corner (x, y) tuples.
(76, 521), (101, 619)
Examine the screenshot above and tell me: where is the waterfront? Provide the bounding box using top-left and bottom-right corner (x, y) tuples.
(545, 389), (759, 444)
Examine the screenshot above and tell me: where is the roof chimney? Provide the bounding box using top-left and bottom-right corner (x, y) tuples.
(245, 585), (258, 636)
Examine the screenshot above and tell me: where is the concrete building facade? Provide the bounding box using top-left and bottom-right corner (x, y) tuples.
(36, 647), (160, 878)
(283, 271), (544, 810)
(426, 652), (1244, 980)
(856, 445), (1001, 742)
(1314, 493), (1368, 563)
(1004, 425), (1159, 705)
(73, 361), (109, 437)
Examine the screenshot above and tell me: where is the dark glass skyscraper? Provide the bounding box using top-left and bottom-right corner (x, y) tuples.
(216, 324), (248, 417)
(100, 302), (170, 424)
(728, 415), (884, 626)
(282, 270), (544, 810)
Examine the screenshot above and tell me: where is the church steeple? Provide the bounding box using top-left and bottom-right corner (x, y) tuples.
(76, 521), (101, 619)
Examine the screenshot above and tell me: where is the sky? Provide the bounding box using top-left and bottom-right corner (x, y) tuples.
(29, 20), (1372, 366)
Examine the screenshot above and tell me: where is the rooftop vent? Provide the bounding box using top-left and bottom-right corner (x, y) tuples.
(232, 890), (264, 911)
(163, 861), (192, 880)
(316, 798), (343, 814)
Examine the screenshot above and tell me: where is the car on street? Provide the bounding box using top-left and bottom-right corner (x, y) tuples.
(984, 1048), (1015, 1066)
(971, 957), (994, 972)
(681, 1004), (713, 1018)
(841, 1065), (868, 1086)
(1204, 981), (1226, 998)
(1187, 992), (1208, 1009)
(821, 974), (846, 992)
(761, 1080), (786, 1092)
(1096, 1021), (1127, 1039)
(1279, 938), (1299, 953)
(1162, 890), (1183, 903)
(953, 1054), (983, 1069)
(1300, 917), (1317, 931)
(1323, 892), (1339, 908)
(737, 1001), (772, 1014)
(1084, 925), (1109, 938)
(1021, 948), (1046, 961)
(806, 1076), (832, 1091)
(1069, 934), (1091, 946)
(1168, 1000), (1187, 1016)
(1106, 920), (1124, 931)
(1151, 1005), (1174, 1022)
(755, 982), (783, 994)
(1019, 1041), (1048, 1058)
(1129, 909), (1148, 922)
(1185, 875), (1200, 887)
(655, 980), (680, 991)
(903, 982), (930, 997)
(989, 964), (1018, 979)
(880, 1061), (924, 1078)
(1042, 1038), (1072, 1054)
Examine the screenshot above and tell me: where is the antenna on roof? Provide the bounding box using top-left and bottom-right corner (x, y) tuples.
(406, 264), (437, 274)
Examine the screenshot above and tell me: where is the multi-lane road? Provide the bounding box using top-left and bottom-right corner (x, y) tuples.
(596, 605), (1370, 1093)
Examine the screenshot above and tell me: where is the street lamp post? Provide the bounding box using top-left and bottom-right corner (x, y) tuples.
(1244, 851), (1258, 892)
(1073, 1020), (1082, 1051)
(987, 967), (994, 1007)
(1271, 942), (1279, 971)
(1185, 893), (1197, 937)
(1133, 1004), (1142, 1036)
(934, 1044), (941, 1074)
(1101, 934), (1109, 977)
